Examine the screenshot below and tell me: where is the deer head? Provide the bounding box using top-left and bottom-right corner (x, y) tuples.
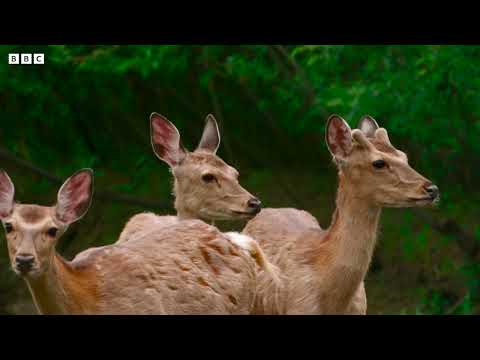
(325, 115), (439, 208)
(0, 169), (94, 278)
(150, 113), (261, 221)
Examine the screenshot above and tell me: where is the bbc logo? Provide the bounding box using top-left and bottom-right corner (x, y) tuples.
(8, 53), (45, 65)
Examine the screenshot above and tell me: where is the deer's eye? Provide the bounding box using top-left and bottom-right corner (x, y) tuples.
(4, 223), (13, 233)
(47, 227), (58, 237)
(372, 160), (386, 169)
(202, 174), (216, 183)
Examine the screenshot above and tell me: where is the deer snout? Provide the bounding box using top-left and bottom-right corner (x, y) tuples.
(15, 253), (35, 274)
(247, 197), (262, 214)
(424, 184), (439, 200)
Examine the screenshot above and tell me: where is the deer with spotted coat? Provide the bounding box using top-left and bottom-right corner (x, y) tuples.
(112, 113), (278, 284)
(244, 115), (439, 314)
(0, 169), (279, 314)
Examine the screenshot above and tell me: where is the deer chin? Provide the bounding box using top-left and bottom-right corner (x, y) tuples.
(381, 197), (439, 208)
(408, 197), (440, 207)
(13, 266), (43, 279)
(231, 210), (258, 219)
(200, 209), (256, 221)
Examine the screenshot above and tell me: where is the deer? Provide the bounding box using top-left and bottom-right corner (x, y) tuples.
(243, 115), (440, 314)
(0, 168), (279, 315)
(116, 112), (262, 244)
(108, 113), (280, 288)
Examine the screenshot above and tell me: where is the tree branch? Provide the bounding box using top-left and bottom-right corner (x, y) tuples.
(202, 48), (236, 166)
(206, 78), (237, 166)
(0, 147), (170, 210)
(411, 208), (479, 260)
(271, 45), (327, 118)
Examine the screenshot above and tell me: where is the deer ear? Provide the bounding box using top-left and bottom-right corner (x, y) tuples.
(0, 170), (15, 219)
(55, 169), (94, 224)
(196, 114), (220, 154)
(150, 113), (187, 167)
(358, 115), (379, 138)
(325, 115), (353, 160)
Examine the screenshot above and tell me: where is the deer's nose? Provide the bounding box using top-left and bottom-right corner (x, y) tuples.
(424, 184), (439, 200)
(15, 254), (35, 273)
(247, 197), (262, 214)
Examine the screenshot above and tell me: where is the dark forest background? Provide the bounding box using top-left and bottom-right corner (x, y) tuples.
(0, 45), (479, 314)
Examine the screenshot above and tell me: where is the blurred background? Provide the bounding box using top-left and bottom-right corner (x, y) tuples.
(0, 45), (479, 314)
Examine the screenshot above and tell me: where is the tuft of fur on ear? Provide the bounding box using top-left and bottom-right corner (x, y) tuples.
(325, 115), (353, 160)
(55, 169), (94, 225)
(358, 115), (379, 138)
(196, 114), (220, 154)
(0, 170), (15, 218)
(150, 112), (187, 167)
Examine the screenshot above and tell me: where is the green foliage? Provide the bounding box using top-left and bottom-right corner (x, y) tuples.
(0, 45), (479, 314)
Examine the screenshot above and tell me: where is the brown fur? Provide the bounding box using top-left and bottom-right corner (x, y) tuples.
(244, 116), (438, 314)
(113, 114), (279, 289)
(117, 115), (260, 244)
(117, 149), (257, 245)
(0, 170), (265, 314)
(17, 205), (49, 224)
(172, 150), (253, 221)
(4, 207), (261, 314)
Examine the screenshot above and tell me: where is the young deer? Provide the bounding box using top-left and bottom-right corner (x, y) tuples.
(244, 115), (439, 314)
(117, 113), (261, 244)
(111, 113), (278, 284)
(0, 169), (276, 314)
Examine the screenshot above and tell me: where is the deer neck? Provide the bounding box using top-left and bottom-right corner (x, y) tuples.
(25, 253), (97, 315)
(313, 175), (381, 309)
(174, 192), (210, 222)
(327, 176), (381, 272)
(172, 177), (196, 220)
(328, 181), (381, 269)
(175, 204), (198, 220)
(174, 198), (198, 220)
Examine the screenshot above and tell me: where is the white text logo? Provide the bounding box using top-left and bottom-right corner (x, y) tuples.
(9, 53), (45, 65)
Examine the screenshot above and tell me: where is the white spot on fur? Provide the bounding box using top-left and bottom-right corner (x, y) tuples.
(225, 232), (255, 252)
(154, 216), (177, 226)
(227, 232), (283, 290)
(145, 288), (156, 296)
